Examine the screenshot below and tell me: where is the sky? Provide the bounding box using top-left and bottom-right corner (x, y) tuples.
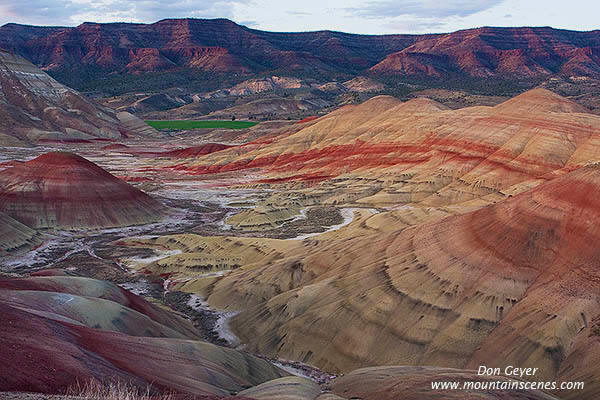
(0, 0), (598, 34)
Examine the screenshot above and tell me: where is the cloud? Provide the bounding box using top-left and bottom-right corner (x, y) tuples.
(0, 0), (87, 25)
(347, 0), (505, 19)
(287, 11), (312, 16)
(0, 0), (251, 26)
(383, 18), (447, 33)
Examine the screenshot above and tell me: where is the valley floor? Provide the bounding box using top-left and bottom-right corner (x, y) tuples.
(0, 137), (354, 383)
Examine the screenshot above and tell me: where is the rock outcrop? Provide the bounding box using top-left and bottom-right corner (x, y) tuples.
(0, 50), (160, 145)
(0, 211), (41, 254)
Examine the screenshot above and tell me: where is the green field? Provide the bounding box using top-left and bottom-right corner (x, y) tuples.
(145, 120), (259, 130)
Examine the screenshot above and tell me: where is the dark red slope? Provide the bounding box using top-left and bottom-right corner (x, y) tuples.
(0, 303), (283, 396)
(0, 152), (165, 229)
(0, 301), (135, 393)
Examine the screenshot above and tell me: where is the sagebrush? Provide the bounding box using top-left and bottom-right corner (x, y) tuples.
(68, 380), (175, 400)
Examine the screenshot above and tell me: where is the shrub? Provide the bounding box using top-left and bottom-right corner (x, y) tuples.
(67, 379), (175, 400)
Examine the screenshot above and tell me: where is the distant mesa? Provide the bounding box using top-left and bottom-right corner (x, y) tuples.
(0, 152), (165, 229)
(369, 27), (600, 78)
(2, 21), (599, 83)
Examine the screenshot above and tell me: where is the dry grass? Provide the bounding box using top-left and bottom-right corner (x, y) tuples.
(67, 380), (175, 400)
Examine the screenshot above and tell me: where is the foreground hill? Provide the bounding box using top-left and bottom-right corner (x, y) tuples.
(0, 274), (287, 397)
(165, 158), (600, 400)
(0, 50), (159, 146)
(0, 152), (165, 229)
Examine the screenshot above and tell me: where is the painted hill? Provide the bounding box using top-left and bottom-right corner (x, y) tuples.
(185, 163), (600, 400)
(139, 89), (600, 400)
(0, 275), (560, 399)
(494, 87), (590, 113)
(0, 50), (159, 146)
(0, 152), (165, 229)
(170, 88), (599, 201)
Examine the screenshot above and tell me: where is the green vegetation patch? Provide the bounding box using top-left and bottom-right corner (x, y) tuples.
(145, 120), (258, 130)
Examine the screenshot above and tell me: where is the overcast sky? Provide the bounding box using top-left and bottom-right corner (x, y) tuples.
(0, 0), (598, 34)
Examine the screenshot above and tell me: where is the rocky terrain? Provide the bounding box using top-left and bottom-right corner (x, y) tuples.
(0, 51), (160, 146)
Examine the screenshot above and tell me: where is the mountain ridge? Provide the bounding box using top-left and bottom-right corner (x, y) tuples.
(3, 19), (600, 93)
